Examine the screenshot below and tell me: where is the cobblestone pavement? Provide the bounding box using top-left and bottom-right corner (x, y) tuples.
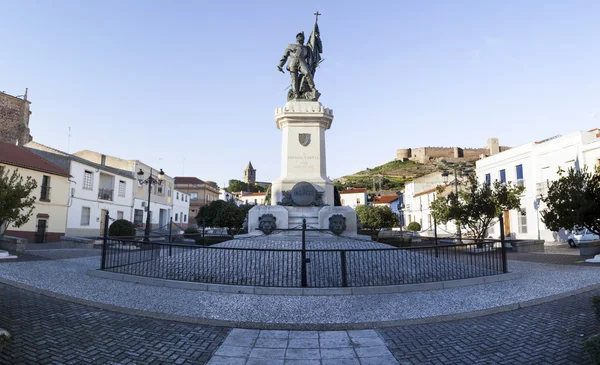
(0, 282), (230, 364)
(379, 288), (600, 365)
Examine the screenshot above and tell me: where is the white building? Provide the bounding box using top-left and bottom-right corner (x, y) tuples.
(476, 129), (600, 241)
(338, 188), (367, 209)
(173, 190), (190, 229)
(401, 172), (459, 236)
(25, 142), (135, 237)
(240, 192), (266, 205)
(372, 195), (400, 214)
(219, 188), (243, 206)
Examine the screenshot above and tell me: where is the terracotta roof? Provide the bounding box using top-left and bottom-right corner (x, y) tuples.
(373, 195), (399, 204)
(339, 188), (366, 194)
(0, 141), (70, 177)
(174, 176), (206, 185)
(244, 192), (265, 197)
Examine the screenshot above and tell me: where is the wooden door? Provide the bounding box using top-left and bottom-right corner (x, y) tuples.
(100, 209), (108, 235)
(503, 210), (511, 237)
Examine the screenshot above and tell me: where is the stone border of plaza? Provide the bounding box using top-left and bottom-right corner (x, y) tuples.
(2, 274), (600, 330)
(86, 269), (522, 296)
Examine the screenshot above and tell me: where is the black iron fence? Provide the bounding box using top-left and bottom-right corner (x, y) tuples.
(99, 213), (509, 288)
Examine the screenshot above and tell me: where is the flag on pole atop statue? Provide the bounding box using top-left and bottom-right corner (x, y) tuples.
(307, 18), (322, 77)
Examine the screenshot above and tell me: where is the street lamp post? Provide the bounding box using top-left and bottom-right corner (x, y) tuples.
(396, 191), (404, 238)
(441, 163), (472, 243)
(137, 167), (165, 241)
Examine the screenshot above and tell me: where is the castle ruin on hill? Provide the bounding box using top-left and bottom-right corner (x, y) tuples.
(396, 138), (510, 164)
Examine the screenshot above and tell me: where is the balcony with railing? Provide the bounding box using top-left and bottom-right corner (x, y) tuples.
(98, 188), (114, 201)
(40, 185), (51, 201)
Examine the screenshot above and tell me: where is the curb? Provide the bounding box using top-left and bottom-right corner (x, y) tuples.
(86, 269), (522, 296)
(1, 275), (600, 330)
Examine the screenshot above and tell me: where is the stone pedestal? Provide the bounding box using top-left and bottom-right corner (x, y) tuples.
(271, 101), (334, 206)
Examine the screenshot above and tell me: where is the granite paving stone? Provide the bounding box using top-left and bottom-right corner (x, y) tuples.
(285, 348), (321, 360)
(288, 338), (320, 348)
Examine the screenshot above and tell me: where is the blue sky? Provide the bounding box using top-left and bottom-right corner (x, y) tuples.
(2, 0), (599, 187)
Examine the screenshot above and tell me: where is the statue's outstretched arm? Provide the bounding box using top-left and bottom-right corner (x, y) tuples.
(277, 46), (291, 72)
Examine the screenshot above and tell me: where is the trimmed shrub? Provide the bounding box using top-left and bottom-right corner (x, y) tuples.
(407, 222), (421, 232)
(108, 219), (136, 237)
(184, 227), (199, 238)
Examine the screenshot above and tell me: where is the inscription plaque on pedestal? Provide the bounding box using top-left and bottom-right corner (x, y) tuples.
(291, 182), (317, 206)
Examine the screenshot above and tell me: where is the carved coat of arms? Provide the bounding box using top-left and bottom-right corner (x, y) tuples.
(299, 133), (311, 147)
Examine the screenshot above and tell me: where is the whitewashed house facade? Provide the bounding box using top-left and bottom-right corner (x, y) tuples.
(476, 129), (600, 241)
(25, 142), (135, 237)
(338, 188), (367, 209)
(172, 190), (190, 229)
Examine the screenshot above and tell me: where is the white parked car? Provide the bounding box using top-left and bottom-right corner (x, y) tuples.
(567, 228), (600, 248)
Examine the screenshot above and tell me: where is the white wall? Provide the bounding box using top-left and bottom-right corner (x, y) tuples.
(66, 160), (134, 236)
(339, 192), (367, 209)
(132, 198), (172, 229)
(173, 190), (190, 226)
(476, 130), (597, 241)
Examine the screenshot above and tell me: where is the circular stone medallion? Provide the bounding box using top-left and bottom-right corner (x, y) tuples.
(291, 182), (317, 206)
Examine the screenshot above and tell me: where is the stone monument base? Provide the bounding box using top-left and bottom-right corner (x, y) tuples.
(248, 205), (357, 236)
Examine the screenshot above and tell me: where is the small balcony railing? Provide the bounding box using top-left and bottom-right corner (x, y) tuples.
(40, 185), (51, 201)
(98, 188), (114, 201)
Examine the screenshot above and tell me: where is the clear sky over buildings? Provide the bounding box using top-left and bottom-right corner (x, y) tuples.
(1, 0), (599, 187)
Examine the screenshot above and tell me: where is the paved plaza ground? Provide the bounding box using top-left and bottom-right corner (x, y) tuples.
(0, 243), (598, 364)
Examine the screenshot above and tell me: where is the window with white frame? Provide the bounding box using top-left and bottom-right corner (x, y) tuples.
(157, 183), (163, 195)
(176, 192), (179, 199)
(83, 171), (93, 190)
(175, 213), (179, 221)
(118, 181), (126, 197)
(184, 214), (187, 222)
(117, 211), (124, 220)
(518, 208), (527, 234)
(81, 207), (91, 225)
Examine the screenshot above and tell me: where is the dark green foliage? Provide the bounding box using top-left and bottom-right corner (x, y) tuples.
(0, 168), (37, 239)
(430, 174), (524, 241)
(227, 179), (265, 193)
(355, 205), (397, 240)
(184, 227), (199, 238)
(378, 235), (412, 247)
(585, 333), (600, 365)
(407, 222), (421, 232)
(541, 166), (600, 236)
(196, 200), (251, 235)
(108, 219), (136, 237)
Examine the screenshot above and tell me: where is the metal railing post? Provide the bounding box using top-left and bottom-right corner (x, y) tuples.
(434, 217), (439, 258)
(101, 211), (109, 270)
(168, 216), (173, 256)
(500, 213), (507, 273)
(301, 218), (308, 287)
(340, 250), (348, 287)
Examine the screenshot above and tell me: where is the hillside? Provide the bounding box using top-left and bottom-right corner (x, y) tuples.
(333, 160), (440, 195)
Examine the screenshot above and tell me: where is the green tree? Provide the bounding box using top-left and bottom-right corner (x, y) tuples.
(355, 205), (397, 239)
(0, 168), (38, 239)
(226, 179), (265, 193)
(541, 166), (600, 235)
(430, 174), (524, 241)
(407, 222), (421, 232)
(205, 181), (219, 189)
(196, 200), (252, 235)
(227, 179), (246, 192)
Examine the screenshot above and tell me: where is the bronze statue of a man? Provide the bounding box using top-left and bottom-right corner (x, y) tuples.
(278, 32), (318, 100)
